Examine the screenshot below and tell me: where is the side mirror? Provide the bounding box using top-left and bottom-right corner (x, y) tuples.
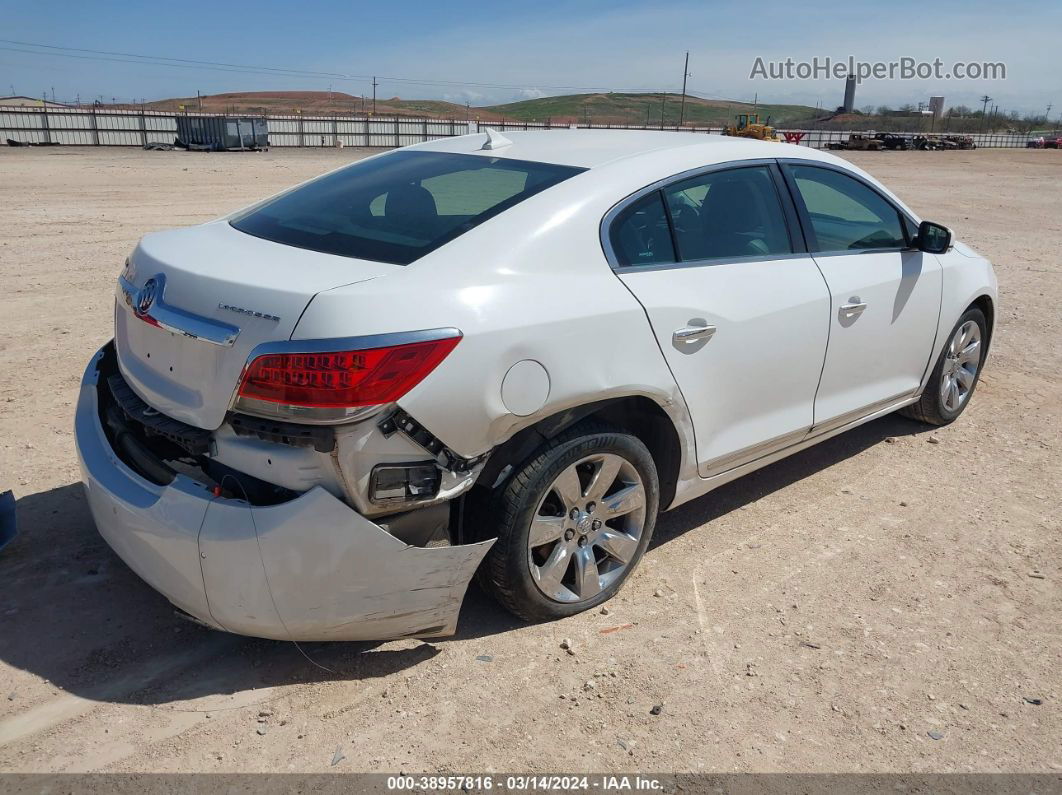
(915, 220), (952, 254)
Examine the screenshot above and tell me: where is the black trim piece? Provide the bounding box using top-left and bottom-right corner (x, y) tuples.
(228, 413), (336, 453)
(107, 373), (213, 456)
(378, 409), (486, 474)
(657, 188), (683, 263)
(103, 404), (177, 487)
(770, 161), (810, 254)
(778, 162), (819, 252)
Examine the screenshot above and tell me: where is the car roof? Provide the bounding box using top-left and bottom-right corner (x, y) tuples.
(408, 128), (840, 170)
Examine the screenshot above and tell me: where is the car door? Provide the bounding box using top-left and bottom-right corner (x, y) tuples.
(782, 162), (943, 429)
(609, 163), (831, 477)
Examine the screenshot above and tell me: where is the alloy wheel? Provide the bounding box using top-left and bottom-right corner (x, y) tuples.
(940, 320), (982, 412)
(526, 453), (647, 604)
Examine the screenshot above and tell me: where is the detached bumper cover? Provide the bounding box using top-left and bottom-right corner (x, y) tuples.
(74, 346), (493, 641)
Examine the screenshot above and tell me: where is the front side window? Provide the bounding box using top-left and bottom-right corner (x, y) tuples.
(788, 165), (906, 252)
(231, 151), (585, 265)
(663, 166), (793, 261)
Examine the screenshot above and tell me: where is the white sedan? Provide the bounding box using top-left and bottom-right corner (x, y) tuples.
(75, 130), (996, 640)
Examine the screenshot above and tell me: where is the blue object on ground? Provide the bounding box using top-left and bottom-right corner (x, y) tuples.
(0, 490), (16, 551)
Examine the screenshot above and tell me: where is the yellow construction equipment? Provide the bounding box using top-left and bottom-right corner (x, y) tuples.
(722, 113), (782, 142)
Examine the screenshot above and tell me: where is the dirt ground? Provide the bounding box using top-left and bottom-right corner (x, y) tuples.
(0, 145), (1058, 775)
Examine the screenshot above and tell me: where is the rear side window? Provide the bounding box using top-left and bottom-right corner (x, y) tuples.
(662, 166), (792, 260)
(231, 151), (585, 265)
(610, 192), (676, 267)
(788, 165), (906, 251)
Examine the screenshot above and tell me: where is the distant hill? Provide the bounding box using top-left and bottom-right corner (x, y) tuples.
(138, 91), (506, 120)
(484, 92), (821, 126)
(127, 90), (819, 127)
(104, 91), (1047, 135)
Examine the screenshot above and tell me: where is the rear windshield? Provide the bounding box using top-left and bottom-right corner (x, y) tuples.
(230, 150), (586, 265)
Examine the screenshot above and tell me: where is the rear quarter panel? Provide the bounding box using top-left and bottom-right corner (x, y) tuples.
(290, 168), (697, 482)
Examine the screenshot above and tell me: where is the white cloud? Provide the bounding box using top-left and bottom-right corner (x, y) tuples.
(442, 90), (486, 104)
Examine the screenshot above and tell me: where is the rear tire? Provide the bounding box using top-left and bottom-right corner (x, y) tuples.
(476, 421), (659, 622)
(901, 307), (987, 426)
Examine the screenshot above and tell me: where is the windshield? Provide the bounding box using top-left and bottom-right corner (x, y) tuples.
(230, 150), (586, 265)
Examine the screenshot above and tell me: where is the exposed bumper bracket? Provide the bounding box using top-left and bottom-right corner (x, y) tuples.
(379, 409), (487, 474)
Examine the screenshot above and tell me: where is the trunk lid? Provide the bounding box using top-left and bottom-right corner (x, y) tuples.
(115, 221), (397, 430)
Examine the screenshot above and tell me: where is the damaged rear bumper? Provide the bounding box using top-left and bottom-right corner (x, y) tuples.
(74, 345), (493, 641)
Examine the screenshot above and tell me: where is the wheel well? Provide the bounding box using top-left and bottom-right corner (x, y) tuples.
(476, 396), (683, 509)
(970, 294), (994, 351)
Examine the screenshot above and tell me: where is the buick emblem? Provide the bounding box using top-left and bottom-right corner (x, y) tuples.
(137, 279), (158, 315)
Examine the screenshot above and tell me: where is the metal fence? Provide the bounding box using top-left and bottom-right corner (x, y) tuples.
(0, 105), (1050, 150)
(494, 120), (1052, 149)
(0, 106), (477, 147)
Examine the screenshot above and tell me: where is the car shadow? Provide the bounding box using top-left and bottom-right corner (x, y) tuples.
(650, 412), (928, 548)
(0, 484), (444, 710)
(0, 413), (928, 706)
(451, 411), (931, 639)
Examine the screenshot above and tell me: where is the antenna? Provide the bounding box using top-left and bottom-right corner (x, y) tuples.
(481, 128), (512, 150)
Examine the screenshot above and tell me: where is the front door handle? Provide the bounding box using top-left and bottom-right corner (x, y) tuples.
(673, 324), (716, 343)
(840, 300), (868, 317)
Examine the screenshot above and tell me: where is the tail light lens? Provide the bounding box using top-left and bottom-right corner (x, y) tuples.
(235, 335), (460, 422)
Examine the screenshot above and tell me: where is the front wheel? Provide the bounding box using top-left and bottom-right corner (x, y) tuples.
(477, 422), (659, 622)
(901, 307), (987, 425)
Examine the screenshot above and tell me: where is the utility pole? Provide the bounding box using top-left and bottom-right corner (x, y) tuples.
(659, 92), (666, 128)
(372, 76), (378, 114)
(678, 51), (691, 126)
(197, 90), (202, 111)
(979, 95), (991, 132)
(646, 103), (651, 126)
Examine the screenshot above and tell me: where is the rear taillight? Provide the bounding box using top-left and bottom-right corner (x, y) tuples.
(235, 335), (460, 422)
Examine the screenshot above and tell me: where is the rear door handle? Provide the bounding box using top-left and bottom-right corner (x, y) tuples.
(673, 325), (716, 343)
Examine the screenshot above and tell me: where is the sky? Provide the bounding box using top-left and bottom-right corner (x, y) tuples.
(1, 0), (1057, 116)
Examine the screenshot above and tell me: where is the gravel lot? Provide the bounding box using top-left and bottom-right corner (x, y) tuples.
(0, 145), (1058, 774)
